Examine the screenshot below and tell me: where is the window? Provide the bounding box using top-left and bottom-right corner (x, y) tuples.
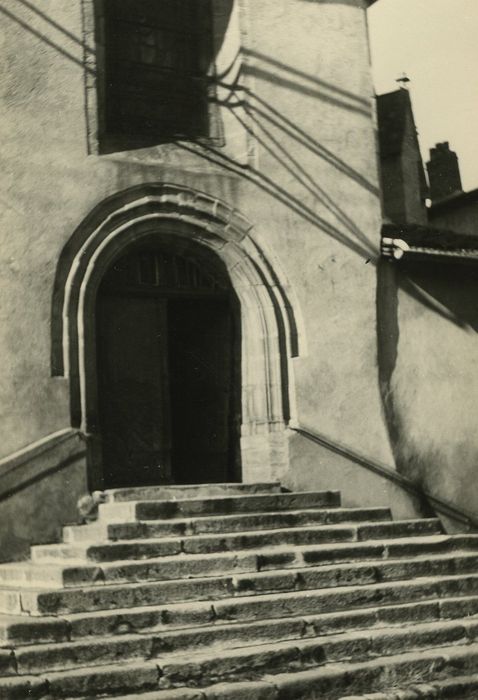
(99, 0), (216, 149)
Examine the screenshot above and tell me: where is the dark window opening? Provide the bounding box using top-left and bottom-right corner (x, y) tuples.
(99, 0), (216, 150)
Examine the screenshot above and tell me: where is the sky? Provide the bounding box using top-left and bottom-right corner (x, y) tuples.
(368, 0), (478, 192)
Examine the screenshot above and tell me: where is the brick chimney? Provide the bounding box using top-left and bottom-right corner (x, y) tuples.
(426, 142), (463, 203)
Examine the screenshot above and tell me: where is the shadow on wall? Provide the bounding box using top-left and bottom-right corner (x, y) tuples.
(377, 258), (478, 524)
(184, 45), (379, 261)
(0, 0), (380, 263)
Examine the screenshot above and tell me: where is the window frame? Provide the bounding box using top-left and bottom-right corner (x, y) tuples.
(84, 0), (224, 154)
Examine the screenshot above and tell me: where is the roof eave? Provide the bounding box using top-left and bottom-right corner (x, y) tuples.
(381, 222), (478, 262)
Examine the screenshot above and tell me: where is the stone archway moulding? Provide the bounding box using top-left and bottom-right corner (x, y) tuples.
(52, 183), (300, 482)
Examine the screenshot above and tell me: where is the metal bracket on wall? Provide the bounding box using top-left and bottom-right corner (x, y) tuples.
(381, 237), (410, 260)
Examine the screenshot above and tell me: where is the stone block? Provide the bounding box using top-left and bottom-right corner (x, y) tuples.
(0, 590), (23, 615)
(370, 623), (466, 659)
(321, 633), (371, 662)
(0, 675), (49, 699)
(15, 634), (153, 675)
(439, 595), (478, 620)
(31, 544), (87, 563)
(269, 664), (381, 700)
(46, 660), (159, 697)
(0, 615), (70, 644)
(302, 543), (385, 566)
(68, 606), (167, 639)
(204, 680), (277, 699)
(297, 563), (377, 590)
(436, 574), (478, 598)
(111, 689), (205, 700)
(305, 608), (377, 636)
(377, 601), (440, 626)
(232, 570), (296, 594)
(132, 491), (339, 521)
(258, 550), (298, 570)
(86, 539), (182, 562)
(194, 643), (299, 683)
(102, 552), (257, 585)
(0, 648), (16, 675)
(356, 519), (441, 542)
(108, 520), (188, 540)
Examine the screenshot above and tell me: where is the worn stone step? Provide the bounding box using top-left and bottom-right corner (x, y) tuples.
(8, 610), (478, 677)
(6, 544), (472, 617)
(295, 533), (478, 568)
(97, 490), (341, 522)
(91, 683), (278, 700)
(2, 639), (478, 699)
(105, 482), (282, 503)
(260, 644), (478, 699)
(0, 675), (49, 700)
(69, 593), (478, 645)
(4, 588), (477, 649)
(211, 573), (478, 625)
(0, 550), (260, 589)
(63, 506), (393, 543)
(31, 519), (443, 564)
(93, 671), (478, 700)
(232, 552), (478, 596)
(132, 621), (478, 689)
(4, 533), (478, 591)
(2, 557), (478, 618)
(339, 672), (478, 699)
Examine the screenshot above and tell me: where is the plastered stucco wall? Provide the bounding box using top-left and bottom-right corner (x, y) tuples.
(0, 0), (396, 527)
(378, 259), (478, 526)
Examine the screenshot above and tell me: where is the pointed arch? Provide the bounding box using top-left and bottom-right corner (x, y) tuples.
(51, 184), (301, 481)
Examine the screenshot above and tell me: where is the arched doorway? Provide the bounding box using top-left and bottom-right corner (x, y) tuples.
(95, 238), (241, 488)
(52, 184), (301, 489)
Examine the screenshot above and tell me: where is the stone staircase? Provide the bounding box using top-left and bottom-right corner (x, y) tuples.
(1, 482), (478, 699)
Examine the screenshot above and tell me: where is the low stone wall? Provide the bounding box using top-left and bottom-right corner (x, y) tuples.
(0, 430), (88, 562)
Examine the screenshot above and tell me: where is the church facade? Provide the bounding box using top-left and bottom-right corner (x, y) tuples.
(1, 0), (475, 562)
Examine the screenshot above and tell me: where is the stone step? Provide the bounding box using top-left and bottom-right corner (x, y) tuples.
(339, 672), (478, 699)
(260, 644), (478, 699)
(5, 532), (478, 591)
(2, 552), (478, 617)
(97, 490), (341, 522)
(4, 536), (478, 592)
(1, 551), (478, 632)
(211, 573), (478, 625)
(1, 639), (478, 699)
(3, 589), (478, 647)
(338, 673), (478, 700)
(96, 672), (478, 700)
(63, 506), (393, 543)
(31, 519), (443, 564)
(84, 683), (281, 700)
(104, 482), (282, 503)
(0, 550), (259, 589)
(6, 609), (478, 677)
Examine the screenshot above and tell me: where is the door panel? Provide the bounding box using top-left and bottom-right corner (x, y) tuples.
(168, 298), (236, 484)
(97, 295), (171, 488)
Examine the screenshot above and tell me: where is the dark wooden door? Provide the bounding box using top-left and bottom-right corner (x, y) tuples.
(96, 294), (171, 488)
(96, 292), (239, 488)
(168, 298), (237, 484)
